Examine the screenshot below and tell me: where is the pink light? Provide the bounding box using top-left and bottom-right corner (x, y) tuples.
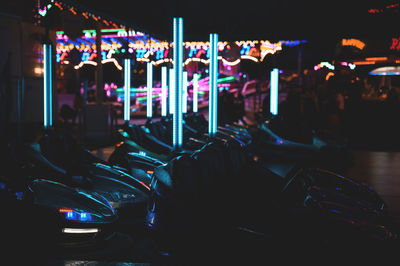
(117, 97), (121, 102)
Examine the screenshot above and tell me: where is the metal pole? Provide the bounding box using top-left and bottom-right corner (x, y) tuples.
(95, 24), (103, 103)
(83, 79), (88, 135)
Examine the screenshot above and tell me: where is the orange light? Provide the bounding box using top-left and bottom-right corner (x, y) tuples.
(55, 2), (63, 10)
(352, 61), (376, 65)
(365, 57), (388, 61)
(146, 170), (154, 174)
(115, 141), (124, 147)
(325, 72), (335, 81)
(59, 208), (73, 213)
(341, 39), (365, 50)
(69, 8), (77, 15)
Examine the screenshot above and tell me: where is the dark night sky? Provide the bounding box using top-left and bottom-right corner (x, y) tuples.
(74, 0), (397, 42)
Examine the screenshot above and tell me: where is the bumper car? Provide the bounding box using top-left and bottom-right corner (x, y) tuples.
(246, 115), (354, 171)
(0, 148), (117, 260)
(145, 139), (399, 262)
(24, 128), (150, 223)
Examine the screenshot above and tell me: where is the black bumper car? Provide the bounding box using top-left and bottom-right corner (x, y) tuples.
(0, 148), (118, 261)
(24, 128), (150, 224)
(145, 140), (399, 263)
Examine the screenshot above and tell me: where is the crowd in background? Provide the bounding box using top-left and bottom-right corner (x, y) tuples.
(217, 73), (400, 149)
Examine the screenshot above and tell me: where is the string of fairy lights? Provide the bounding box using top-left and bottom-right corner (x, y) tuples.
(37, 0), (306, 69)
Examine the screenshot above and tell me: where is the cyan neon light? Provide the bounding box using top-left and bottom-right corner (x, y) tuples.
(270, 68), (279, 115)
(193, 73), (200, 113)
(182, 71), (188, 113)
(124, 59), (131, 122)
(209, 33), (218, 136)
(146, 62), (153, 118)
(173, 17), (183, 149)
(43, 44), (52, 128)
(169, 68), (175, 115)
(161, 66), (167, 116)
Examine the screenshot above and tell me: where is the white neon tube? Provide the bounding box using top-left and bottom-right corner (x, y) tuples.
(183, 71), (188, 113)
(173, 17), (183, 149)
(43, 43), (52, 129)
(270, 68), (279, 115)
(161, 66), (167, 117)
(62, 228), (99, 234)
(146, 62), (153, 118)
(209, 33), (218, 136)
(43, 44), (48, 128)
(193, 73), (199, 113)
(124, 58), (131, 122)
(169, 68), (175, 115)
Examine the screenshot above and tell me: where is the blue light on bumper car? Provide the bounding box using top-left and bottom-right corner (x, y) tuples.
(59, 208), (92, 222)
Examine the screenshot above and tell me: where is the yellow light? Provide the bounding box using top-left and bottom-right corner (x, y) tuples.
(222, 58), (241, 66)
(241, 55), (258, 62)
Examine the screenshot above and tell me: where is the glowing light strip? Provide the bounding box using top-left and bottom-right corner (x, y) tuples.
(43, 44), (48, 128)
(222, 58), (241, 66)
(209, 33), (218, 136)
(161, 66), (167, 116)
(173, 17), (183, 149)
(241, 55), (259, 62)
(169, 68), (175, 114)
(124, 59), (131, 122)
(270, 68), (279, 116)
(62, 228), (99, 234)
(193, 73), (199, 113)
(73, 58), (122, 70)
(365, 57), (388, 61)
(183, 71), (188, 113)
(43, 44), (52, 128)
(146, 62), (153, 118)
(102, 58), (123, 70)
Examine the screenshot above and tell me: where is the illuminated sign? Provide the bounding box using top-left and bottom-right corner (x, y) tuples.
(390, 37), (400, 51)
(341, 38), (365, 50)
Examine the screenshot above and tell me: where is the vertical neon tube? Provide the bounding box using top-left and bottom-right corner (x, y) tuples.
(169, 68), (175, 115)
(209, 33), (218, 136)
(124, 58), (131, 122)
(182, 71), (188, 113)
(146, 62), (153, 119)
(270, 68), (279, 115)
(161, 66), (167, 117)
(43, 43), (52, 129)
(193, 73), (199, 113)
(173, 17), (183, 149)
